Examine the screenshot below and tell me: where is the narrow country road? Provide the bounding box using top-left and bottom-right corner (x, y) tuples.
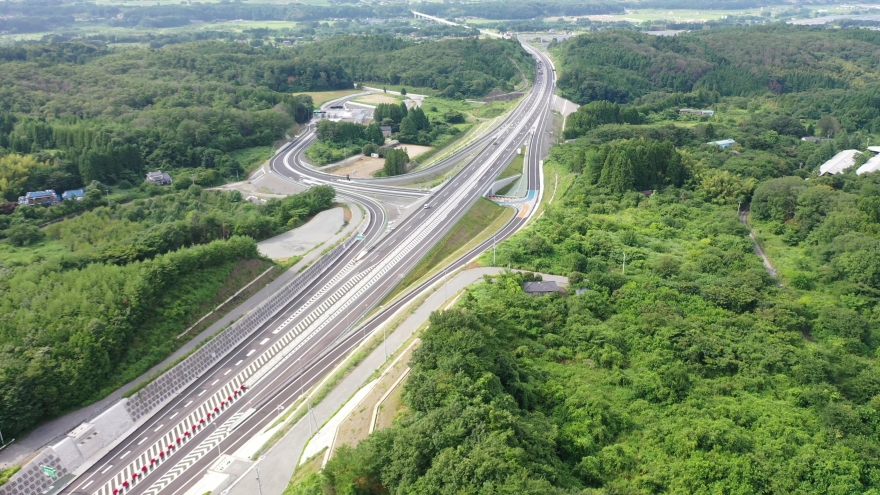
(738, 206), (779, 280)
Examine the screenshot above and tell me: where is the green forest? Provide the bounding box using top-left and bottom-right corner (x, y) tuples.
(297, 147), (880, 495)
(291, 25), (880, 495)
(288, 36), (533, 99)
(0, 41), (325, 202)
(553, 26), (880, 137)
(0, 185), (335, 437)
(0, 36), (529, 213)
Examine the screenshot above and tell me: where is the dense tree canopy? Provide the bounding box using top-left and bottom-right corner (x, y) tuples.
(288, 36), (534, 99)
(0, 41), (329, 196)
(294, 26), (880, 494)
(553, 26), (880, 139)
(0, 185), (335, 436)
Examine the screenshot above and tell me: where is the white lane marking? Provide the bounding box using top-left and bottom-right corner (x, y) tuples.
(120, 451), (131, 459)
(169, 412), (178, 420)
(259, 338), (270, 345)
(138, 437), (148, 445)
(235, 360), (243, 366)
(198, 390), (206, 396)
(101, 465), (114, 474)
(224, 369), (231, 375)
(185, 400), (193, 407)
(246, 349), (256, 357)
(210, 379), (219, 386)
(83, 480), (94, 489)
(153, 424), (164, 432)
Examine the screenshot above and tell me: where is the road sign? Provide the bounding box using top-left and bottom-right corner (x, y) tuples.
(41, 465), (56, 478)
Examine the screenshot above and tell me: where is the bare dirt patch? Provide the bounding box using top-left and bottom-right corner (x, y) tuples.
(331, 156), (386, 178)
(396, 144), (433, 160)
(355, 93), (400, 105)
(328, 145), (433, 178)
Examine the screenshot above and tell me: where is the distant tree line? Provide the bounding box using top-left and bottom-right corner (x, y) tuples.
(289, 36), (535, 99)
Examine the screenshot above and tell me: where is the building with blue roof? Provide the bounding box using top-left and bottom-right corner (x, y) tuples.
(18, 190), (61, 206)
(62, 189), (85, 201)
(708, 139), (736, 149)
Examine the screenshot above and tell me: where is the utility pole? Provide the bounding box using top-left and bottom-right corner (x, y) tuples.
(255, 466), (264, 495)
(622, 251), (626, 275)
(493, 234), (497, 265)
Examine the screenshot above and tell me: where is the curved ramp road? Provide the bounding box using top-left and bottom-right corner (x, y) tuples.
(62, 43), (556, 495)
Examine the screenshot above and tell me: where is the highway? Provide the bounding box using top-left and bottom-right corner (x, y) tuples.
(63, 42), (556, 495)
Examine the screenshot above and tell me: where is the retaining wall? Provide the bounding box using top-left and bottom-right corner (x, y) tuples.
(485, 174), (521, 197)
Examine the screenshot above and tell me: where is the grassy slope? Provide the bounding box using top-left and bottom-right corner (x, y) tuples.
(386, 198), (510, 302)
(228, 145), (275, 175)
(101, 257), (277, 396)
(293, 89), (362, 107)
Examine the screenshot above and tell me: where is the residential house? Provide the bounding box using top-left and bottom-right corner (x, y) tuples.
(18, 190), (61, 206)
(523, 281), (559, 296)
(380, 126), (392, 138)
(708, 139), (736, 149)
(62, 189), (85, 201)
(679, 109), (714, 117)
(146, 171), (173, 186)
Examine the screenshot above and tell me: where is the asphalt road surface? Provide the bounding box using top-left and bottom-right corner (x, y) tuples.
(63, 42), (556, 495)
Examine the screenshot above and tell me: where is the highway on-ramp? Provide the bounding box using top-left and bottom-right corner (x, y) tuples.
(62, 42), (556, 495)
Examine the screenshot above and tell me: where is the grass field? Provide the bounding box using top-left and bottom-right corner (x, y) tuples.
(227, 145), (274, 176)
(294, 89), (361, 106)
(498, 148), (525, 180)
(385, 198), (511, 302)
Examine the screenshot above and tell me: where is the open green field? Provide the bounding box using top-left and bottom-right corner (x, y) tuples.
(294, 89), (361, 107)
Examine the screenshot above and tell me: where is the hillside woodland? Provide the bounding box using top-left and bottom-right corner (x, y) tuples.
(0, 36), (530, 208)
(293, 26), (880, 495)
(288, 36), (534, 98)
(554, 26), (880, 137)
(0, 185), (335, 437)
(298, 145), (880, 495)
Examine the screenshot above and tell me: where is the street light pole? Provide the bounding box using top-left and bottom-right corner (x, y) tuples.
(255, 466), (264, 495)
(493, 234), (497, 265)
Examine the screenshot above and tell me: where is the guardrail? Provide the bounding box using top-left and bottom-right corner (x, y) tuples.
(124, 233), (361, 421)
